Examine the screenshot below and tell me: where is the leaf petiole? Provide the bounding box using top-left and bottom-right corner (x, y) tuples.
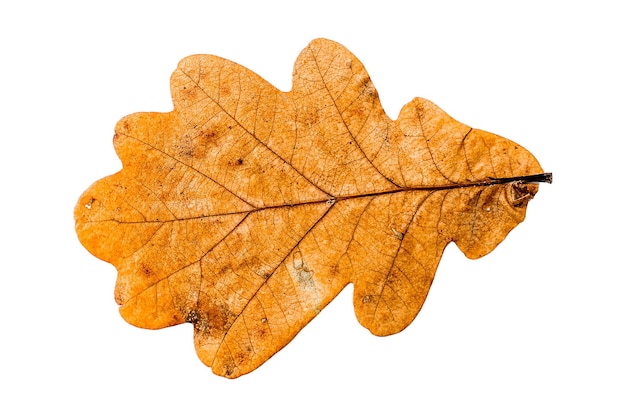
(485, 173), (553, 185)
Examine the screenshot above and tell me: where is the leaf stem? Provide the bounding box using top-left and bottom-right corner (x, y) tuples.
(485, 173), (553, 185)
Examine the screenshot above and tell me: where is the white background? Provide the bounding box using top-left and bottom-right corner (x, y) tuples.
(2, 1), (624, 415)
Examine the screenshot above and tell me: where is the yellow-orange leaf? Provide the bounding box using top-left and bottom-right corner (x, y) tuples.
(75, 39), (550, 378)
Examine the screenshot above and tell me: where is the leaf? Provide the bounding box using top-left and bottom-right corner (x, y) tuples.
(75, 38), (551, 378)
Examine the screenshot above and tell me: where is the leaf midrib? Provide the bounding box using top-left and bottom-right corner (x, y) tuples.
(91, 173), (547, 225)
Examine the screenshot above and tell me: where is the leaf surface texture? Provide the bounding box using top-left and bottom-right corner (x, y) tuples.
(75, 39), (548, 378)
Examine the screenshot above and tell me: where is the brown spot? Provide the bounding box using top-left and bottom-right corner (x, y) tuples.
(467, 192), (482, 210)
(199, 129), (218, 147)
(361, 295), (374, 304)
(229, 157), (245, 166)
(302, 109), (319, 127)
(510, 182), (538, 207)
(217, 264), (231, 276)
(176, 143), (195, 158)
(222, 359), (236, 377)
(181, 85), (198, 101)
(185, 309), (203, 325)
(219, 85), (231, 99)
(184, 302), (236, 337)
(360, 77), (378, 99)
(140, 264), (153, 278)
(205, 304), (231, 332)
(391, 227), (404, 241)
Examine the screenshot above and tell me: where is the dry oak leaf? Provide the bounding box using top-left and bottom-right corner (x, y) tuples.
(75, 38), (551, 378)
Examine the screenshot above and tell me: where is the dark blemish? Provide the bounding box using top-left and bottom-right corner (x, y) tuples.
(255, 268), (272, 280)
(467, 192), (481, 208)
(201, 130), (217, 144)
(223, 360), (235, 377)
(255, 324), (269, 339)
(237, 158), (244, 165)
(177, 144), (195, 158)
(185, 309), (202, 324)
(391, 228), (404, 241)
(182, 85), (198, 100)
(219, 85), (231, 97)
(217, 263), (231, 275)
(186, 304), (234, 335)
(361, 295), (374, 304)
(210, 305), (230, 331)
(360, 77), (378, 99)
(510, 181), (536, 207)
(140, 264), (153, 277)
